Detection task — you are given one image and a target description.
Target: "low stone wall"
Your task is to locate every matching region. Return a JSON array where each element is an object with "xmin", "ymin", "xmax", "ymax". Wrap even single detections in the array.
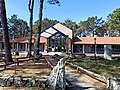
[
  {"xmin": 0, "ymin": 76, "xmax": 47, "ymax": 88},
  {"xmin": 48, "ymin": 58, "xmax": 66, "ymax": 90}
]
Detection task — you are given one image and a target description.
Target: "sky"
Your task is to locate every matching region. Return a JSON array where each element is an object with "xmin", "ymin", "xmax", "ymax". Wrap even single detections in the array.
[{"xmin": 5, "ymin": 0, "xmax": 120, "ymax": 24}]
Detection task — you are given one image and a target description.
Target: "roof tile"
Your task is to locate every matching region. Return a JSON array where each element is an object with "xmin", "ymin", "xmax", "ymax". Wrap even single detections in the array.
[{"xmin": 73, "ymin": 37, "xmax": 120, "ymax": 45}]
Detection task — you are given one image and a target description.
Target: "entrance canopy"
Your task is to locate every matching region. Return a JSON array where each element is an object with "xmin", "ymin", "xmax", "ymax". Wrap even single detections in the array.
[
  {"xmin": 41, "ymin": 23, "xmax": 72, "ymax": 39},
  {"xmin": 41, "ymin": 27, "xmax": 57, "ymax": 38}
]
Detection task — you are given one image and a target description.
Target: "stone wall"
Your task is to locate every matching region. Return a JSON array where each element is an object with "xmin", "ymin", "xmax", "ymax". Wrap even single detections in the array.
[
  {"xmin": 0, "ymin": 76, "xmax": 47, "ymax": 88},
  {"xmin": 48, "ymin": 58, "xmax": 66, "ymax": 90}
]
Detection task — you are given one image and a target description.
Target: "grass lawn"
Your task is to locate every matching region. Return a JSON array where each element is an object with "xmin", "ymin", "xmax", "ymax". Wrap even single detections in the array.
[{"xmin": 68, "ymin": 59, "xmax": 120, "ymax": 78}]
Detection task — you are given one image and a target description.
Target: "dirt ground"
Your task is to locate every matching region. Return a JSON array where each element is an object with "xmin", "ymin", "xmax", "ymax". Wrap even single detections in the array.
[
  {"xmin": 0, "ymin": 58, "xmax": 51, "ymax": 77},
  {"xmin": 0, "ymin": 54, "xmax": 107, "ymax": 90},
  {"xmin": 0, "ymin": 55, "xmax": 52, "ymax": 90},
  {"xmin": 66, "ymin": 65, "xmax": 107, "ymax": 90}
]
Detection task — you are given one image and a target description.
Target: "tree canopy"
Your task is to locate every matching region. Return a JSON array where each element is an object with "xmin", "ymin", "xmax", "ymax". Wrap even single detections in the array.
[
  {"xmin": 105, "ymin": 8, "xmax": 120, "ymax": 36},
  {"xmin": 78, "ymin": 16, "xmax": 104, "ymax": 36},
  {"xmin": 8, "ymin": 14, "xmax": 28, "ymax": 39},
  {"xmin": 62, "ymin": 19, "xmax": 78, "ymax": 36},
  {"xmin": 33, "ymin": 17, "xmax": 59, "ymax": 33}
]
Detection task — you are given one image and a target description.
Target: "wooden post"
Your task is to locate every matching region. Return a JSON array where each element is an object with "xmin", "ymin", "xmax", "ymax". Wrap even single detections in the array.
[
  {"xmin": 14, "ymin": 54, "xmax": 17, "ymax": 74},
  {"xmin": 17, "ymin": 43, "xmax": 19, "ymax": 51},
  {"xmin": 16, "ymin": 58, "xmax": 19, "ymax": 66},
  {"xmin": 14, "ymin": 61, "xmax": 16, "ymax": 74},
  {"xmin": 25, "ymin": 43, "xmax": 28, "ymax": 51},
  {"xmin": 4, "ymin": 60, "xmax": 6, "ymax": 69},
  {"xmin": 47, "ymin": 38, "xmax": 49, "ymax": 52},
  {"xmin": 83, "ymin": 45, "xmax": 85, "ymax": 53}
]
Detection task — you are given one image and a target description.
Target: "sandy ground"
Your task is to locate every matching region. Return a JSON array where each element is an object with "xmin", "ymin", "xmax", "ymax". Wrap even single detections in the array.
[
  {"xmin": 0, "ymin": 58, "xmax": 51, "ymax": 77},
  {"xmin": 0, "ymin": 53, "xmax": 107, "ymax": 90},
  {"xmin": 66, "ymin": 66, "xmax": 106, "ymax": 90},
  {"xmin": 0, "ymin": 57, "xmax": 52, "ymax": 90}
]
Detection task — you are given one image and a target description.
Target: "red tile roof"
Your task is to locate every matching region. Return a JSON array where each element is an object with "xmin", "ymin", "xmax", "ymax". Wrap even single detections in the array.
[
  {"xmin": 73, "ymin": 36, "xmax": 120, "ymax": 45},
  {"xmin": 0, "ymin": 36, "xmax": 47, "ymax": 44},
  {"xmin": 1, "ymin": 36, "xmax": 120, "ymax": 45}
]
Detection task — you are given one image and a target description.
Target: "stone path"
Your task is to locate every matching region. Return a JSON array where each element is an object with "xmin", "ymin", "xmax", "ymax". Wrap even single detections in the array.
[{"xmin": 65, "ymin": 66, "xmax": 106, "ymax": 90}]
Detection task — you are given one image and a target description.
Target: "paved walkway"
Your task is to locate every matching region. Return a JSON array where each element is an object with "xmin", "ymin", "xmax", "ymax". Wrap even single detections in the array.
[{"xmin": 65, "ymin": 66, "xmax": 106, "ymax": 90}]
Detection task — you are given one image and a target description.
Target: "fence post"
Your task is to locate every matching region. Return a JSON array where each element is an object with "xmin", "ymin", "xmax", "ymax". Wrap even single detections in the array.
[
  {"xmin": 107, "ymin": 78, "xmax": 111, "ymax": 89},
  {"xmin": 4, "ymin": 60, "xmax": 6, "ymax": 69}
]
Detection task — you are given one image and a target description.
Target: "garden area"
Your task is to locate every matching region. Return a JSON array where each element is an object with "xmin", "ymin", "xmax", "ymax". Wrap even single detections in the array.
[
  {"xmin": 0, "ymin": 54, "xmax": 53, "ymax": 90},
  {"xmin": 0, "ymin": 59, "xmax": 51, "ymax": 77},
  {"xmin": 68, "ymin": 58, "xmax": 120, "ymax": 78},
  {"xmin": 0, "ymin": 52, "xmax": 51, "ymax": 77}
]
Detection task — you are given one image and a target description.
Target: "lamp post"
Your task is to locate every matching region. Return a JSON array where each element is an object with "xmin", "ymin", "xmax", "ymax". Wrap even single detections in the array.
[
  {"xmin": 94, "ymin": 37, "xmax": 96, "ymax": 59},
  {"xmin": 93, "ymin": 30, "xmax": 97, "ymax": 59}
]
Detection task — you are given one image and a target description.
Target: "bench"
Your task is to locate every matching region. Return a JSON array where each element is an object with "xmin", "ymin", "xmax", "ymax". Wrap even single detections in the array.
[{"xmin": 45, "ymin": 55, "xmax": 59, "ymax": 68}]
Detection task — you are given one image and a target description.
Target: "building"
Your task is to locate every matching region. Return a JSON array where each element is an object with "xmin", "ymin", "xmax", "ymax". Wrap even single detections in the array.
[
  {"xmin": 73, "ymin": 36, "xmax": 120, "ymax": 54},
  {"xmin": 0, "ymin": 36, "xmax": 47, "ymax": 52},
  {"xmin": 1, "ymin": 23, "xmax": 120, "ymax": 55},
  {"xmin": 40, "ymin": 23, "xmax": 72, "ymax": 52},
  {"xmin": 0, "ymin": 23, "xmax": 72, "ymax": 53}
]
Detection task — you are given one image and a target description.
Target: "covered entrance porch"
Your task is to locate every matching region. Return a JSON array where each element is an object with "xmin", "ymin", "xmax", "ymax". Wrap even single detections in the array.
[{"xmin": 41, "ymin": 23, "xmax": 72, "ymax": 53}]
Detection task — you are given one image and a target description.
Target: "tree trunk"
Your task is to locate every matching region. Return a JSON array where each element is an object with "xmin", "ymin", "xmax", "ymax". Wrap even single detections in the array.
[
  {"xmin": 0, "ymin": 0, "xmax": 13, "ymax": 62},
  {"xmin": 34, "ymin": 0, "xmax": 44, "ymax": 60},
  {"xmin": 28, "ymin": 0, "xmax": 34, "ymax": 57}
]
